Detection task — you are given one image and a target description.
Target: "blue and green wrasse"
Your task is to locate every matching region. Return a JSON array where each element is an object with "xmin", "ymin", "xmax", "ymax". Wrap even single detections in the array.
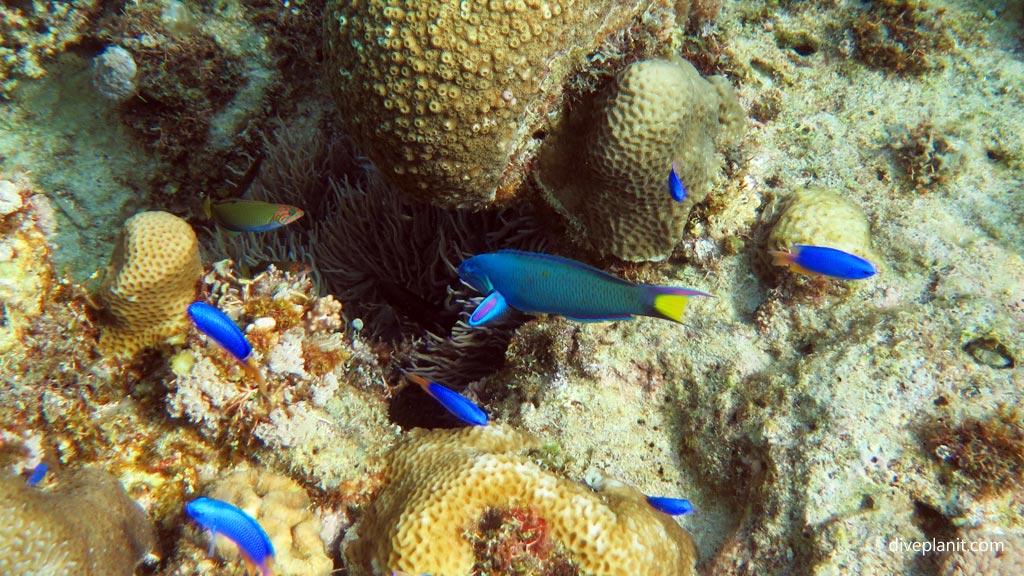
[
  {"xmin": 457, "ymin": 250, "xmax": 711, "ymax": 325},
  {"xmin": 668, "ymin": 162, "xmax": 687, "ymax": 202},
  {"xmin": 185, "ymin": 497, "xmax": 275, "ymax": 576},
  {"xmin": 208, "ymin": 198, "xmax": 304, "ymax": 232},
  {"xmin": 406, "ymin": 374, "xmax": 488, "ymax": 426},
  {"xmin": 645, "ymin": 495, "xmax": 694, "ymax": 516},
  {"xmin": 187, "ymin": 302, "xmax": 265, "ymax": 392},
  {"xmin": 769, "ymin": 244, "xmax": 877, "ymax": 280}
]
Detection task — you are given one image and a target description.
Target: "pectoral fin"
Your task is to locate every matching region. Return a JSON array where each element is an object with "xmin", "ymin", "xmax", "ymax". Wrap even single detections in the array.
[{"xmin": 468, "ymin": 291, "xmax": 509, "ymax": 326}]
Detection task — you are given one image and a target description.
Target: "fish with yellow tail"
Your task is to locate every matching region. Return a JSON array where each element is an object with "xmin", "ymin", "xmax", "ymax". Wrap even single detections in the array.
[{"xmin": 458, "ymin": 250, "xmax": 711, "ymax": 326}]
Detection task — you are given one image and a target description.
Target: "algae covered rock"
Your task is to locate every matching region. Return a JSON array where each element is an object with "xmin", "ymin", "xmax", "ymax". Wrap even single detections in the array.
[
  {"xmin": 536, "ymin": 56, "xmax": 745, "ymax": 261},
  {"xmin": 323, "ymin": 0, "xmax": 694, "ymax": 208},
  {"xmin": 0, "ymin": 468, "xmax": 156, "ymax": 575},
  {"xmin": 342, "ymin": 424, "xmax": 696, "ymax": 576}
]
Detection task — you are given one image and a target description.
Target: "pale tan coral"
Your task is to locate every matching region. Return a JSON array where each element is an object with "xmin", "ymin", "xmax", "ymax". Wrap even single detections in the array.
[
  {"xmin": 0, "ymin": 468, "xmax": 156, "ymax": 575},
  {"xmin": 536, "ymin": 56, "xmax": 745, "ymax": 261},
  {"xmin": 343, "ymin": 424, "xmax": 696, "ymax": 576},
  {"xmin": 323, "ymin": 0, "xmax": 698, "ymax": 208},
  {"xmin": 0, "ymin": 177, "xmax": 53, "ymax": 354},
  {"xmin": 939, "ymin": 528, "xmax": 1024, "ymax": 576},
  {"xmin": 95, "ymin": 211, "xmax": 202, "ymax": 359},
  {"xmin": 766, "ymin": 186, "xmax": 878, "ymax": 268},
  {"xmin": 197, "ymin": 469, "xmax": 332, "ymax": 576}
]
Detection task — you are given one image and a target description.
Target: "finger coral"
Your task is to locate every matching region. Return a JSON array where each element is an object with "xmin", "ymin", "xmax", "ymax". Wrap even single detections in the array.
[
  {"xmin": 0, "ymin": 468, "xmax": 156, "ymax": 575},
  {"xmin": 323, "ymin": 0, "xmax": 695, "ymax": 208},
  {"xmin": 536, "ymin": 56, "xmax": 745, "ymax": 261},
  {"xmin": 342, "ymin": 424, "xmax": 697, "ymax": 576},
  {"xmin": 187, "ymin": 469, "xmax": 332, "ymax": 576},
  {"xmin": 95, "ymin": 211, "xmax": 202, "ymax": 359}
]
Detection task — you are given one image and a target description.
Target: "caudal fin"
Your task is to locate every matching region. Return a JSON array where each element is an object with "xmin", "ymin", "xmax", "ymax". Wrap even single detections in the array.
[{"xmin": 649, "ymin": 287, "xmax": 712, "ymax": 323}]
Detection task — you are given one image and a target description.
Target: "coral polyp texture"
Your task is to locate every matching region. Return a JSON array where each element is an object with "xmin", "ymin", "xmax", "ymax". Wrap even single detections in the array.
[
  {"xmin": 323, "ymin": 0, "xmax": 694, "ymax": 208},
  {"xmin": 95, "ymin": 211, "xmax": 202, "ymax": 359},
  {"xmin": 764, "ymin": 186, "xmax": 878, "ymax": 274},
  {"xmin": 537, "ymin": 56, "xmax": 745, "ymax": 261},
  {"xmin": 190, "ymin": 469, "xmax": 332, "ymax": 576},
  {"xmin": 0, "ymin": 468, "xmax": 156, "ymax": 575},
  {"xmin": 342, "ymin": 424, "xmax": 697, "ymax": 576}
]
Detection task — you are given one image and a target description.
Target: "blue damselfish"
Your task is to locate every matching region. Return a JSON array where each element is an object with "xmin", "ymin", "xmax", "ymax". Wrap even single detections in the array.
[
  {"xmin": 668, "ymin": 162, "xmax": 687, "ymax": 202},
  {"xmin": 645, "ymin": 495, "xmax": 694, "ymax": 516},
  {"xmin": 407, "ymin": 374, "xmax": 488, "ymax": 426},
  {"xmin": 187, "ymin": 302, "xmax": 265, "ymax": 389},
  {"xmin": 186, "ymin": 497, "xmax": 275, "ymax": 576},
  {"xmin": 769, "ymin": 244, "xmax": 877, "ymax": 280},
  {"xmin": 458, "ymin": 250, "xmax": 711, "ymax": 325},
  {"xmin": 25, "ymin": 463, "xmax": 48, "ymax": 487}
]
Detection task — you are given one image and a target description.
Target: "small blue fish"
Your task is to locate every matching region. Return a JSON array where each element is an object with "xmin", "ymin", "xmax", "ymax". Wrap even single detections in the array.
[
  {"xmin": 668, "ymin": 162, "xmax": 686, "ymax": 202},
  {"xmin": 187, "ymin": 302, "xmax": 265, "ymax": 390},
  {"xmin": 646, "ymin": 495, "xmax": 694, "ymax": 516},
  {"xmin": 769, "ymin": 244, "xmax": 877, "ymax": 280},
  {"xmin": 407, "ymin": 374, "xmax": 488, "ymax": 426},
  {"xmin": 186, "ymin": 497, "xmax": 275, "ymax": 576},
  {"xmin": 458, "ymin": 250, "xmax": 711, "ymax": 325},
  {"xmin": 25, "ymin": 463, "xmax": 48, "ymax": 486}
]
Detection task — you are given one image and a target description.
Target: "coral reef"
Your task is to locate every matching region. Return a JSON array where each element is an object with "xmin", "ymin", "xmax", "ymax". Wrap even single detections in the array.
[
  {"xmin": 0, "ymin": 0, "xmax": 103, "ymax": 96},
  {"xmin": 0, "ymin": 175, "xmax": 55, "ymax": 354},
  {"xmin": 181, "ymin": 469, "xmax": 332, "ymax": 576},
  {"xmin": 536, "ymin": 56, "xmax": 745, "ymax": 261},
  {"xmin": 0, "ymin": 467, "xmax": 156, "ymax": 575},
  {"xmin": 94, "ymin": 211, "xmax": 202, "ymax": 359},
  {"xmin": 323, "ymin": 0, "xmax": 697, "ymax": 208},
  {"xmin": 342, "ymin": 424, "xmax": 696, "ymax": 576},
  {"xmin": 167, "ymin": 262, "xmax": 399, "ymax": 489},
  {"xmin": 850, "ymin": 0, "xmax": 953, "ymax": 75}
]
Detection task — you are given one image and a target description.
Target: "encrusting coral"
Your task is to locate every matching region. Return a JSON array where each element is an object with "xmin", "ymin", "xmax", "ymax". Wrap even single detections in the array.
[
  {"xmin": 184, "ymin": 469, "xmax": 332, "ymax": 576},
  {"xmin": 323, "ymin": 0, "xmax": 700, "ymax": 208},
  {"xmin": 342, "ymin": 424, "xmax": 697, "ymax": 576},
  {"xmin": 536, "ymin": 56, "xmax": 745, "ymax": 261},
  {"xmin": 0, "ymin": 468, "xmax": 156, "ymax": 575},
  {"xmin": 94, "ymin": 211, "xmax": 202, "ymax": 359}
]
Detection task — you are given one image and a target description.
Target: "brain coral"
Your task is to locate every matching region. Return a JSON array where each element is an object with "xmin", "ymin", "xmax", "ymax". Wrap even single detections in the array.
[
  {"xmin": 342, "ymin": 424, "xmax": 697, "ymax": 576},
  {"xmin": 323, "ymin": 0, "xmax": 694, "ymax": 208},
  {"xmin": 197, "ymin": 469, "xmax": 332, "ymax": 576},
  {"xmin": 764, "ymin": 186, "xmax": 878, "ymax": 273},
  {"xmin": 536, "ymin": 56, "xmax": 745, "ymax": 261},
  {"xmin": 95, "ymin": 211, "xmax": 202, "ymax": 359},
  {"xmin": 0, "ymin": 468, "xmax": 156, "ymax": 575}
]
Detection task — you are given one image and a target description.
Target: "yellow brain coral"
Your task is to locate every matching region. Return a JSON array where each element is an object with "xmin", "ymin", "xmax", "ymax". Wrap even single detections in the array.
[
  {"xmin": 199, "ymin": 469, "xmax": 332, "ymax": 576},
  {"xmin": 343, "ymin": 424, "xmax": 697, "ymax": 576},
  {"xmin": 95, "ymin": 211, "xmax": 202, "ymax": 359},
  {"xmin": 323, "ymin": 0, "xmax": 694, "ymax": 208},
  {"xmin": 536, "ymin": 57, "xmax": 745, "ymax": 261}
]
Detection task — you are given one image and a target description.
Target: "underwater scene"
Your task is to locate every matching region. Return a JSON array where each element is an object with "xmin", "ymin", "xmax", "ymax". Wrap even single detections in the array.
[{"xmin": 0, "ymin": 0, "xmax": 1022, "ymax": 574}]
